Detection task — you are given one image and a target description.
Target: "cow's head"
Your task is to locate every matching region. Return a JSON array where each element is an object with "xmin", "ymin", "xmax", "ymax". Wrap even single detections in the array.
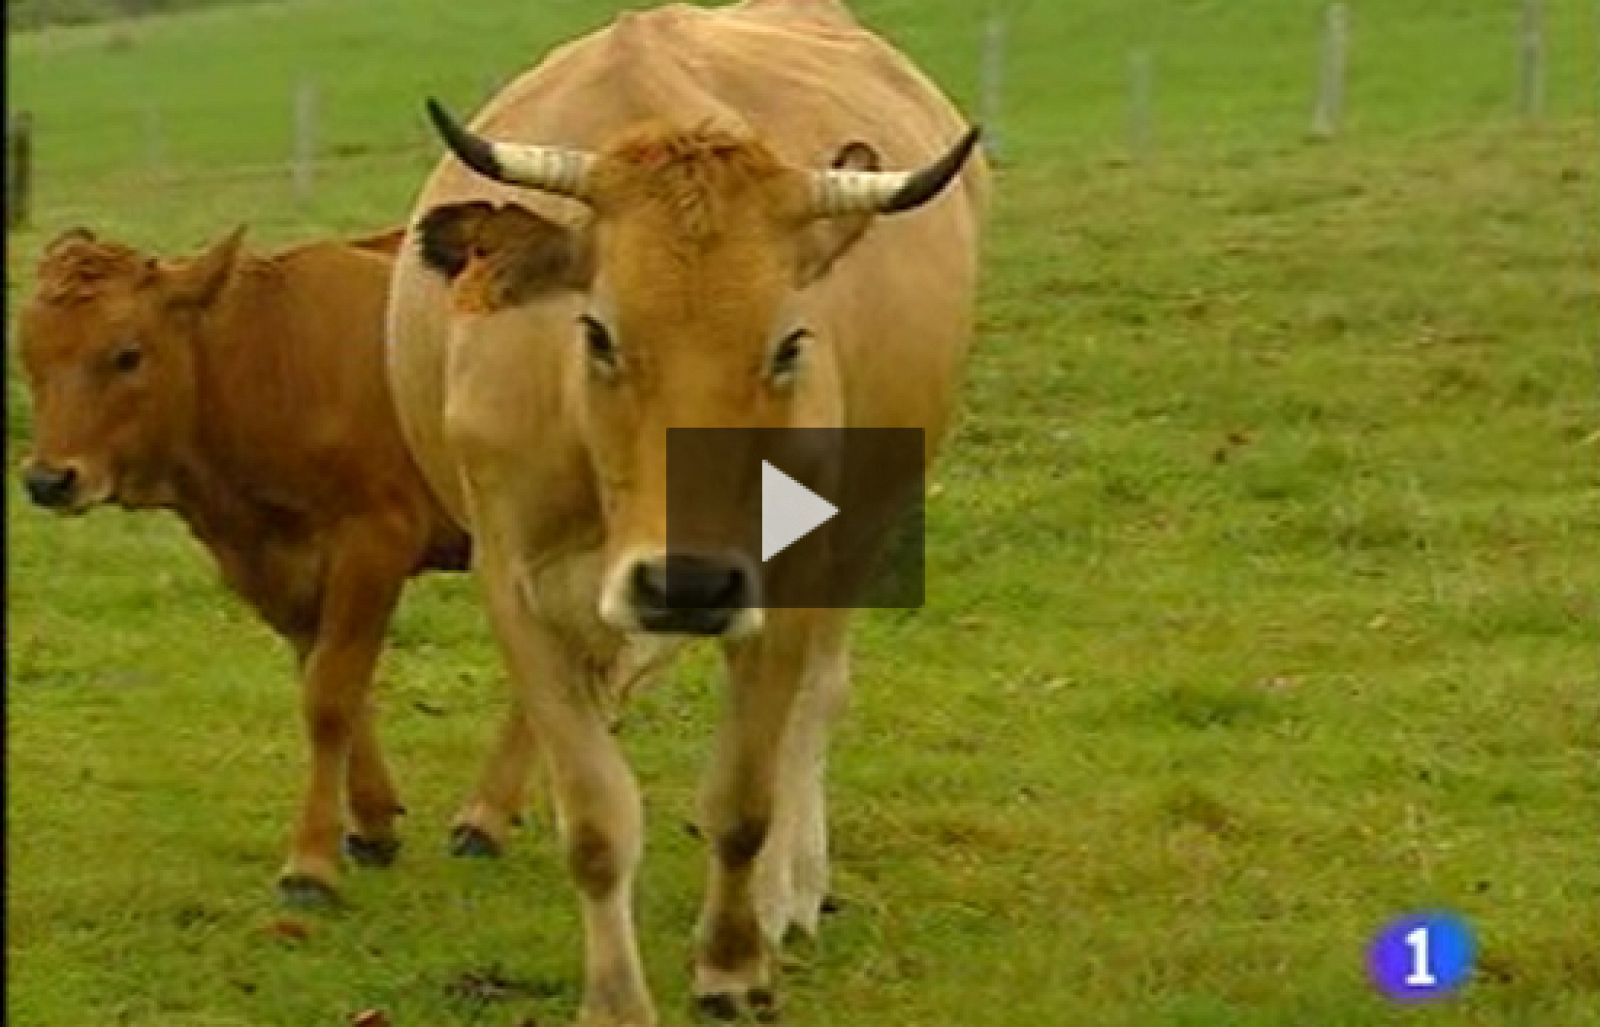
[
  {"xmin": 417, "ymin": 101, "xmax": 978, "ymax": 637},
  {"xmin": 17, "ymin": 227, "xmax": 244, "ymax": 514}
]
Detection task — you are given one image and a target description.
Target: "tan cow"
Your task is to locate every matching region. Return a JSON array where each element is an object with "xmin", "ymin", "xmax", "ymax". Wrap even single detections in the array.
[
  {"xmin": 14, "ymin": 227, "xmax": 530, "ymax": 905},
  {"xmin": 387, "ymin": 0, "xmax": 986, "ymax": 1021}
]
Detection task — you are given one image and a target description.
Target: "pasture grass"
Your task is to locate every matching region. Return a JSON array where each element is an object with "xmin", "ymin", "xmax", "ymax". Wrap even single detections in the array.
[{"xmin": 7, "ymin": 1, "xmax": 1599, "ymax": 1024}]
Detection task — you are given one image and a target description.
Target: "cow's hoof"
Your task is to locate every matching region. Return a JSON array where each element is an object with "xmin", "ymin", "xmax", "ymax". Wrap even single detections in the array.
[
  {"xmin": 344, "ymin": 833, "xmax": 400, "ymax": 867},
  {"xmin": 277, "ymin": 873, "xmax": 339, "ymax": 909},
  {"xmin": 694, "ymin": 989, "xmax": 778, "ymax": 1023},
  {"xmin": 449, "ymin": 824, "xmax": 502, "ymax": 858}
]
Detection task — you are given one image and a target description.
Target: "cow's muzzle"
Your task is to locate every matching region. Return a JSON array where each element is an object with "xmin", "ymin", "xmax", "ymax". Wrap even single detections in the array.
[
  {"xmin": 616, "ymin": 552, "xmax": 760, "ymax": 638},
  {"xmin": 23, "ymin": 462, "xmax": 81, "ymax": 511}
]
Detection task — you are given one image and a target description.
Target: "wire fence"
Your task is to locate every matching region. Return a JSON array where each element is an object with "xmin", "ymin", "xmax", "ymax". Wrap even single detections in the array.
[{"xmin": 3, "ymin": 1, "xmax": 1572, "ymax": 231}]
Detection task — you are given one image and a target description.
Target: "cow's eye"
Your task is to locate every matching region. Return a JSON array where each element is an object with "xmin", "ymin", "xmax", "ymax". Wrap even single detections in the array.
[
  {"xmin": 769, "ymin": 328, "xmax": 810, "ymax": 384},
  {"xmin": 110, "ymin": 345, "xmax": 143, "ymax": 374},
  {"xmin": 578, "ymin": 315, "xmax": 618, "ymax": 374}
]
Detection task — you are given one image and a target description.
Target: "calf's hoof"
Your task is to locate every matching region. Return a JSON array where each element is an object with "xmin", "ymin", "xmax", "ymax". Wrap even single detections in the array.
[
  {"xmin": 449, "ymin": 824, "xmax": 502, "ymax": 858},
  {"xmin": 694, "ymin": 988, "xmax": 778, "ymax": 1023},
  {"xmin": 344, "ymin": 832, "xmax": 401, "ymax": 867},
  {"xmin": 277, "ymin": 873, "xmax": 340, "ymax": 909}
]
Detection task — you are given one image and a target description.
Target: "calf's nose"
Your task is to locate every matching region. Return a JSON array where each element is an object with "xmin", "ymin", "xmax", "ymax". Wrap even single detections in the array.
[{"xmin": 23, "ymin": 463, "xmax": 79, "ymax": 509}]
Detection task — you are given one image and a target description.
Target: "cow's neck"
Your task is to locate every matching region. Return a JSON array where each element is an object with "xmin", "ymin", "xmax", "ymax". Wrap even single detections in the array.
[
  {"xmin": 163, "ymin": 433, "xmax": 317, "ymax": 645},
  {"xmin": 170, "ymin": 268, "xmax": 294, "ymax": 550},
  {"xmin": 164, "ymin": 449, "xmax": 263, "ymax": 549}
]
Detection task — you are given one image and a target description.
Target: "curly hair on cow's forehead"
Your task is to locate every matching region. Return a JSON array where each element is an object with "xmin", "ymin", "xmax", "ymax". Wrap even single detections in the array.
[
  {"xmin": 595, "ymin": 122, "xmax": 789, "ymax": 243},
  {"xmin": 35, "ymin": 235, "xmax": 154, "ymax": 305}
]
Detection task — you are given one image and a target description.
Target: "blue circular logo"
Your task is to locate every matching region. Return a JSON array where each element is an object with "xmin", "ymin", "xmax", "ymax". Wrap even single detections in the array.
[{"xmin": 1367, "ymin": 911, "xmax": 1475, "ymax": 1003}]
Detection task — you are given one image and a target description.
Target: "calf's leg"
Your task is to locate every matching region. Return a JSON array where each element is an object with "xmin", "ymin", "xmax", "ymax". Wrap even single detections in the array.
[
  {"xmin": 450, "ymin": 698, "xmax": 539, "ymax": 857},
  {"xmin": 344, "ymin": 699, "xmax": 406, "ymax": 866},
  {"xmin": 277, "ymin": 518, "xmax": 411, "ymax": 905}
]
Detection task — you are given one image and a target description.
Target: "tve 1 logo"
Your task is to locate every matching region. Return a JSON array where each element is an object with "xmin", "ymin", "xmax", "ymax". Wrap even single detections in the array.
[{"xmin": 1367, "ymin": 911, "xmax": 1475, "ymax": 1003}]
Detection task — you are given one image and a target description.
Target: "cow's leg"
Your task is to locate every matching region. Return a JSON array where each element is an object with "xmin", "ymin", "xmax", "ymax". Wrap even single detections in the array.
[
  {"xmin": 537, "ymin": 674, "xmax": 651, "ymax": 1027},
  {"xmin": 278, "ymin": 518, "xmax": 411, "ymax": 906},
  {"xmin": 344, "ymin": 698, "xmax": 405, "ymax": 867},
  {"xmin": 693, "ymin": 612, "xmax": 813, "ymax": 1018},
  {"xmin": 450, "ymin": 697, "xmax": 539, "ymax": 857},
  {"xmin": 449, "ymin": 643, "xmax": 670, "ymax": 857},
  {"xmin": 467, "ymin": 488, "xmax": 654, "ymax": 1027},
  {"xmin": 753, "ymin": 613, "xmax": 849, "ymax": 945}
]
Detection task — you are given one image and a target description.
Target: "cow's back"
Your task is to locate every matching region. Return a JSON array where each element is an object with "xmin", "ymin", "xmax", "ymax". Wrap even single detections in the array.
[
  {"xmin": 389, "ymin": 0, "xmax": 987, "ymax": 523},
  {"xmin": 209, "ymin": 243, "xmax": 460, "ymax": 562}
]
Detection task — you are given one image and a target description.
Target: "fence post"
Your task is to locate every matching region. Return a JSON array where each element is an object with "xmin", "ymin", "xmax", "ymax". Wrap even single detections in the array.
[
  {"xmin": 7, "ymin": 112, "xmax": 33, "ymax": 231},
  {"xmin": 143, "ymin": 100, "xmax": 164, "ymax": 173},
  {"xmin": 1311, "ymin": 2, "xmax": 1349, "ymax": 139},
  {"xmin": 979, "ymin": 11, "xmax": 1006, "ymax": 162},
  {"xmin": 292, "ymin": 80, "xmax": 317, "ymax": 204},
  {"xmin": 1127, "ymin": 49, "xmax": 1153, "ymax": 161},
  {"xmin": 1520, "ymin": 0, "xmax": 1546, "ymax": 118}
]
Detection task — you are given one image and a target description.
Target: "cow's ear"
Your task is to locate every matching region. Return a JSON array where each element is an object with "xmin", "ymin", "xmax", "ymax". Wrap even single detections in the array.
[
  {"xmin": 168, "ymin": 226, "xmax": 246, "ymax": 308},
  {"xmin": 416, "ymin": 201, "xmax": 589, "ymax": 310},
  {"xmin": 795, "ymin": 141, "xmax": 881, "ymax": 286},
  {"xmin": 416, "ymin": 201, "xmax": 495, "ymax": 279}
]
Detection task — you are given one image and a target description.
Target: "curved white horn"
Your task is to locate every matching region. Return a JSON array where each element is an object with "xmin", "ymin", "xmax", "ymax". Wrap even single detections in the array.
[
  {"xmin": 810, "ymin": 126, "xmax": 982, "ymax": 217},
  {"xmin": 426, "ymin": 98, "xmax": 596, "ymax": 202}
]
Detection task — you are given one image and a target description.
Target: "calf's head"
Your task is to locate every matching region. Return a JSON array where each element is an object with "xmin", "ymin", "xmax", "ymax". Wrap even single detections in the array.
[
  {"xmin": 417, "ymin": 102, "xmax": 978, "ymax": 637},
  {"xmin": 17, "ymin": 228, "xmax": 243, "ymax": 513}
]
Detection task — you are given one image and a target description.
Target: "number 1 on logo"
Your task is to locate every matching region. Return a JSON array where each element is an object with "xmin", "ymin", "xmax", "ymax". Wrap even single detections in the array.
[{"xmin": 1404, "ymin": 926, "xmax": 1438, "ymax": 987}]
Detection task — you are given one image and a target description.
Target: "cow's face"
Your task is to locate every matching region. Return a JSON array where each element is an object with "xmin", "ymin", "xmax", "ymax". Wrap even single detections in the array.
[
  {"xmin": 581, "ymin": 139, "xmax": 874, "ymax": 638},
  {"xmin": 18, "ymin": 229, "xmax": 241, "ymax": 514},
  {"xmin": 418, "ymin": 115, "xmax": 978, "ymax": 637}
]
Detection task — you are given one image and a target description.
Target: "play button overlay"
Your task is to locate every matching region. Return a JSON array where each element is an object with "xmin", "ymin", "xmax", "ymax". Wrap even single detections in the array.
[
  {"xmin": 667, "ymin": 428, "xmax": 925, "ymax": 610},
  {"xmin": 761, "ymin": 460, "xmax": 838, "ymax": 562}
]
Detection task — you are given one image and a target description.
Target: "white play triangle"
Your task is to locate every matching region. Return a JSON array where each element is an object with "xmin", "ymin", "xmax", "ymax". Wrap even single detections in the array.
[{"xmin": 761, "ymin": 460, "xmax": 838, "ymax": 562}]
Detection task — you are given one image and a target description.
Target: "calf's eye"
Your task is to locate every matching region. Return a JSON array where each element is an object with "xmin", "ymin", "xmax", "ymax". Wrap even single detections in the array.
[{"xmin": 111, "ymin": 346, "xmax": 143, "ymax": 374}]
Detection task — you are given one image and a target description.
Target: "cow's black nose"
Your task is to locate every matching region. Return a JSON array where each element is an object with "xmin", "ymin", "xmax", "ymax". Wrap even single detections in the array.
[
  {"xmin": 23, "ymin": 464, "xmax": 78, "ymax": 509},
  {"xmin": 631, "ymin": 553, "xmax": 750, "ymax": 635}
]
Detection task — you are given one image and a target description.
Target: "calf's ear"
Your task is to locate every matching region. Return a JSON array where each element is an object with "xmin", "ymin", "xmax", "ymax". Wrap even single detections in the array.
[
  {"xmin": 168, "ymin": 226, "xmax": 246, "ymax": 308},
  {"xmin": 795, "ymin": 141, "xmax": 882, "ymax": 285},
  {"xmin": 347, "ymin": 225, "xmax": 407, "ymax": 256},
  {"xmin": 416, "ymin": 201, "xmax": 589, "ymax": 310},
  {"xmin": 42, "ymin": 226, "xmax": 97, "ymax": 257}
]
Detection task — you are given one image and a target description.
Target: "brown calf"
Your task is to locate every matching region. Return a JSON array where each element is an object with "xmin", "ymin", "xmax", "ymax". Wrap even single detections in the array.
[{"xmin": 16, "ymin": 227, "xmax": 527, "ymax": 904}]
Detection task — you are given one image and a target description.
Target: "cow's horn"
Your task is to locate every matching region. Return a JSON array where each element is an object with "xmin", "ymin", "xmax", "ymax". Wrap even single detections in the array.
[
  {"xmin": 425, "ymin": 98, "xmax": 595, "ymax": 201},
  {"xmin": 809, "ymin": 126, "xmax": 982, "ymax": 217}
]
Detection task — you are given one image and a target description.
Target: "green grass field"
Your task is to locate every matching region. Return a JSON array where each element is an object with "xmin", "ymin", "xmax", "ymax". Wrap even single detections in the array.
[{"xmin": 7, "ymin": 1, "xmax": 1599, "ymax": 1024}]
